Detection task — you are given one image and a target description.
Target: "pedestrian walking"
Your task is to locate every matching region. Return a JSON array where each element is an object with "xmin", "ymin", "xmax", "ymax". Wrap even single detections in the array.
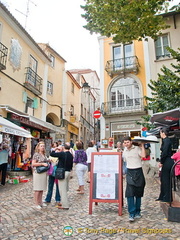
[
  {"xmin": 156, "ymin": 127, "xmax": 174, "ymax": 202},
  {"xmin": 86, "ymin": 141, "xmax": 97, "ymax": 183},
  {"xmin": 74, "ymin": 141, "xmax": 88, "ymax": 194},
  {"xmin": 31, "ymin": 141, "xmax": 49, "ymax": 210},
  {"xmin": 123, "ymin": 136, "xmax": 146, "ymax": 222}
]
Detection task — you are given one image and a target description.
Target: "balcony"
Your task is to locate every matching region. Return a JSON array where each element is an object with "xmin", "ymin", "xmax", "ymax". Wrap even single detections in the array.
[
  {"xmin": 105, "ymin": 56, "xmax": 139, "ymax": 77},
  {"xmin": 24, "ymin": 67, "xmax": 42, "ymax": 95},
  {"xmin": 0, "ymin": 42, "xmax": 8, "ymax": 71},
  {"xmin": 101, "ymin": 98, "xmax": 145, "ymax": 116}
]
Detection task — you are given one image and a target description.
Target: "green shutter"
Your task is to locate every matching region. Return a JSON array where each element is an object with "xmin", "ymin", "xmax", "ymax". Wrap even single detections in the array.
[
  {"xmin": 33, "ymin": 97, "xmax": 38, "ymax": 109},
  {"xmin": 22, "ymin": 91, "xmax": 27, "ymax": 103}
]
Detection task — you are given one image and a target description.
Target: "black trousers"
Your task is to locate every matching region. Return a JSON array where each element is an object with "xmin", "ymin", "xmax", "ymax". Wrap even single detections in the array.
[
  {"xmin": 0, "ymin": 163, "xmax": 8, "ymax": 185},
  {"xmin": 158, "ymin": 158, "xmax": 174, "ymax": 202}
]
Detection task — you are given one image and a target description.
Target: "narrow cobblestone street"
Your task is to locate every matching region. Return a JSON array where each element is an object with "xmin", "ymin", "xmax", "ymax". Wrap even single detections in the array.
[{"xmin": 0, "ymin": 170, "xmax": 180, "ymax": 240}]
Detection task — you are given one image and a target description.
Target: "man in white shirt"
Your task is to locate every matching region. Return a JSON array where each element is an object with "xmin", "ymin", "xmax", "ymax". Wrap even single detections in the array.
[{"xmin": 123, "ymin": 136, "xmax": 146, "ymax": 222}]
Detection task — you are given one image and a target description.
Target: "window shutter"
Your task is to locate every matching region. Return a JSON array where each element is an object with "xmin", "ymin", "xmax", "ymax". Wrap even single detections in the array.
[
  {"xmin": 33, "ymin": 97, "xmax": 38, "ymax": 109},
  {"xmin": 22, "ymin": 91, "xmax": 27, "ymax": 103}
]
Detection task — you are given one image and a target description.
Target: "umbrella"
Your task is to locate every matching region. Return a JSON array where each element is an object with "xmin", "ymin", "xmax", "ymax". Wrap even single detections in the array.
[
  {"xmin": 150, "ymin": 108, "xmax": 180, "ymax": 129},
  {"xmin": 148, "ymin": 108, "xmax": 180, "ymax": 137}
]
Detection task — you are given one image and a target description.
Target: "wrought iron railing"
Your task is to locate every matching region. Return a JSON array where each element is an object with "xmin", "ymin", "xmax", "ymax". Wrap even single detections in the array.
[
  {"xmin": 0, "ymin": 42, "xmax": 8, "ymax": 70},
  {"xmin": 101, "ymin": 98, "xmax": 144, "ymax": 115},
  {"xmin": 24, "ymin": 67, "xmax": 42, "ymax": 95},
  {"xmin": 105, "ymin": 56, "xmax": 139, "ymax": 76}
]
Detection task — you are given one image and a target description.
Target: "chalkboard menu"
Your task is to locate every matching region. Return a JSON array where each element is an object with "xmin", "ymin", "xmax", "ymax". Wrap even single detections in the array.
[{"xmin": 89, "ymin": 152, "xmax": 123, "ymax": 216}]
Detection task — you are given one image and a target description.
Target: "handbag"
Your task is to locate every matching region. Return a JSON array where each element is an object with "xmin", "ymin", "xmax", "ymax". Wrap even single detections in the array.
[
  {"xmin": 36, "ymin": 164, "xmax": 50, "ymax": 174},
  {"xmin": 47, "ymin": 163, "xmax": 54, "ymax": 175},
  {"xmin": 55, "ymin": 167, "xmax": 65, "ymax": 179},
  {"xmin": 55, "ymin": 153, "xmax": 67, "ymax": 180}
]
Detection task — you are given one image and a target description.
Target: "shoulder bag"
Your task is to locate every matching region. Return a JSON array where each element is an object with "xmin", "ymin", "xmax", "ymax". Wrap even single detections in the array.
[
  {"xmin": 36, "ymin": 164, "xmax": 50, "ymax": 174},
  {"xmin": 55, "ymin": 153, "xmax": 66, "ymax": 180}
]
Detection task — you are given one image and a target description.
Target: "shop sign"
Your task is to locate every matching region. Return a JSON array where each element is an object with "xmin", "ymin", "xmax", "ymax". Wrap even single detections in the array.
[
  {"xmin": 68, "ymin": 124, "xmax": 79, "ymax": 135},
  {"xmin": 0, "ymin": 125, "xmax": 29, "ymax": 137},
  {"xmin": 70, "ymin": 116, "xmax": 76, "ymax": 123},
  {"xmin": 9, "ymin": 113, "xmax": 48, "ymax": 131},
  {"xmin": 117, "ymin": 124, "xmax": 135, "ymax": 129}
]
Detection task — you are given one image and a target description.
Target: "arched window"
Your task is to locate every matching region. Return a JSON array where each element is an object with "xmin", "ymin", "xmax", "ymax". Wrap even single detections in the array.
[{"xmin": 110, "ymin": 77, "xmax": 141, "ymax": 111}]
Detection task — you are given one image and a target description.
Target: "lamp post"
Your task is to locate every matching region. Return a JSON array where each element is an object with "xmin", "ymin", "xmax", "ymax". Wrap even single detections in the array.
[
  {"xmin": 82, "ymin": 82, "xmax": 100, "ymax": 145},
  {"xmin": 82, "ymin": 82, "xmax": 91, "ymax": 144},
  {"xmin": 82, "ymin": 82, "xmax": 97, "ymax": 144}
]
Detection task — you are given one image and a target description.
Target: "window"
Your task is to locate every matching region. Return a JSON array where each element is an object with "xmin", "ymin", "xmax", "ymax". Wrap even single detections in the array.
[
  {"xmin": 84, "ymin": 108, "xmax": 86, "ymax": 119},
  {"xmin": 25, "ymin": 97, "xmax": 34, "ymax": 115},
  {"xmin": 70, "ymin": 105, "xmax": 74, "ymax": 116},
  {"xmin": 49, "ymin": 54, "xmax": 55, "ymax": 68},
  {"xmin": 155, "ymin": 34, "xmax": 170, "ymax": 60},
  {"xmin": 47, "ymin": 81, "xmax": 53, "ymax": 95},
  {"xmin": 29, "ymin": 55, "xmax": 37, "ymax": 72},
  {"xmin": 81, "ymin": 104, "xmax": 83, "ymax": 115},
  {"xmin": 71, "ymin": 83, "xmax": 74, "ymax": 93},
  {"xmin": 110, "ymin": 77, "xmax": 141, "ymax": 111},
  {"xmin": 113, "ymin": 44, "xmax": 133, "ymax": 70}
]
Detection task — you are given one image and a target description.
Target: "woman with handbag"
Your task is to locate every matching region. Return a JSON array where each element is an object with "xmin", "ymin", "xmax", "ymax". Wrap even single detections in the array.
[
  {"xmin": 50, "ymin": 143, "xmax": 73, "ymax": 210},
  {"xmin": 32, "ymin": 141, "xmax": 49, "ymax": 210}
]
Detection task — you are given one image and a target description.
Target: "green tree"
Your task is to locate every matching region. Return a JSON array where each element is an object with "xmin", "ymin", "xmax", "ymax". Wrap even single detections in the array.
[
  {"xmin": 136, "ymin": 47, "xmax": 180, "ymax": 130},
  {"xmin": 145, "ymin": 47, "xmax": 180, "ymax": 113},
  {"xmin": 81, "ymin": 0, "xmax": 179, "ymax": 43}
]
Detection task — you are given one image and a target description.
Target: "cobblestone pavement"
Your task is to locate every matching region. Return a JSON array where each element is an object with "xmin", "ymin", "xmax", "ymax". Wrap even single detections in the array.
[{"xmin": 0, "ymin": 170, "xmax": 180, "ymax": 240}]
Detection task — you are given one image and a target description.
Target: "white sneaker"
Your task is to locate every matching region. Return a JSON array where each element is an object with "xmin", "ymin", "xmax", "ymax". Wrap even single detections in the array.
[
  {"xmin": 129, "ymin": 216, "xmax": 135, "ymax": 222},
  {"xmin": 35, "ymin": 205, "xmax": 42, "ymax": 210},
  {"xmin": 134, "ymin": 214, "xmax": 142, "ymax": 219},
  {"xmin": 41, "ymin": 203, "xmax": 47, "ymax": 207}
]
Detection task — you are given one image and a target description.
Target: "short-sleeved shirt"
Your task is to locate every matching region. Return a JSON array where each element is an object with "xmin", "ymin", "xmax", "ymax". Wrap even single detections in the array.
[
  {"xmin": 86, "ymin": 147, "xmax": 97, "ymax": 163},
  {"xmin": 32, "ymin": 152, "xmax": 48, "ymax": 170},
  {"xmin": 74, "ymin": 149, "xmax": 87, "ymax": 166},
  {"xmin": 123, "ymin": 145, "xmax": 142, "ymax": 169}
]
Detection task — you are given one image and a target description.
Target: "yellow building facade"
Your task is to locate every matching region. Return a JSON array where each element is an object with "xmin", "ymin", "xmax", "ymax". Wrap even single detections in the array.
[
  {"xmin": 0, "ymin": 3, "xmax": 65, "ymax": 149},
  {"xmin": 99, "ymin": 36, "xmax": 147, "ymax": 146}
]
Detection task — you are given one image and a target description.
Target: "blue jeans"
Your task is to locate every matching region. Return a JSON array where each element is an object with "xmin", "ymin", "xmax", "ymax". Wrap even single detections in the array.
[
  {"xmin": 127, "ymin": 196, "xmax": 141, "ymax": 217},
  {"xmin": 45, "ymin": 175, "xmax": 61, "ymax": 202}
]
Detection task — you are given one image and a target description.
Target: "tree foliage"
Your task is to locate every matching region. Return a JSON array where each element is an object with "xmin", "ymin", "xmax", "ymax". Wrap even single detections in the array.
[
  {"xmin": 145, "ymin": 47, "xmax": 180, "ymax": 113},
  {"xmin": 80, "ymin": 0, "xmax": 179, "ymax": 43},
  {"xmin": 136, "ymin": 47, "xmax": 180, "ymax": 130}
]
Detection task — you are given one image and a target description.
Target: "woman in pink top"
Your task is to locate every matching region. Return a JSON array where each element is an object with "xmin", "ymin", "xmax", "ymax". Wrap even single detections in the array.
[{"xmin": 171, "ymin": 146, "xmax": 180, "ymax": 176}]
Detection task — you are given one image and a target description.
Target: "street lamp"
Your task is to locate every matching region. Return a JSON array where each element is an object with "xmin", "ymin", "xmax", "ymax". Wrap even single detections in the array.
[
  {"xmin": 82, "ymin": 82, "xmax": 100, "ymax": 144},
  {"xmin": 82, "ymin": 82, "xmax": 91, "ymax": 93}
]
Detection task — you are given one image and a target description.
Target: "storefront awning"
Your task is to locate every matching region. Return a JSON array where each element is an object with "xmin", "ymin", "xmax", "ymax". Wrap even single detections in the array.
[
  {"xmin": 150, "ymin": 108, "xmax": 180, "ymax": 128},
  {"xmin": 29, "ymin": 116, "xmax": 65, "ymax": 134},
  {"xmin": 0, "ymin": 116, "xmax": 33, "ymax": 138},
  {"xmin": 149, "ymin": 108, "xmax": 180, "ymax": 137}
]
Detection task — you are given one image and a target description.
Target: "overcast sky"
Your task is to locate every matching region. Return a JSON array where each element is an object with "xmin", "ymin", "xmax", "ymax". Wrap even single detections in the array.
[{"xmin": 1, "ymin": 0, "xmax": 100, "ymax": 74}]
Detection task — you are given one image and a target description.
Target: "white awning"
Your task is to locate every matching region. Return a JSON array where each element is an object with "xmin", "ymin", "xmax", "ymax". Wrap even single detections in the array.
[
  {"xmin": 29, "ymin": 116, "xmax": 65, "ymax": 134},
  {"xmin": 0, "ymin": 117, "xmax": 33, "ymax": 138}
]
